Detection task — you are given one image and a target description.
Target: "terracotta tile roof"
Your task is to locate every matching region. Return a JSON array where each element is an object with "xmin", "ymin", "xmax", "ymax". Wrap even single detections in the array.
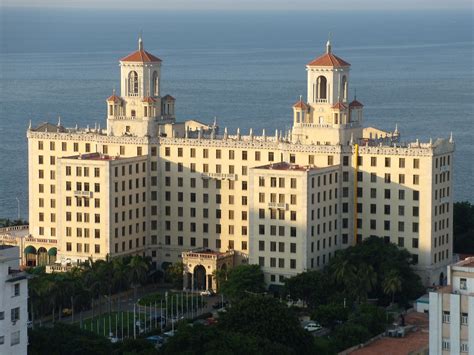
[
  {"xmin": 142, "ymin": 96, "xmax": 157, "ymax": 103},
  {"xmin": 120, "ymin": 49, "xmax": 162, "ymax": 63},
  {"xmin": 332, "ymin": 102, "xmax": 347, "ymax": 110},
  {"xmin": 162, "ymin": 94, "xmax": 175, "ymax": 101},
  {"xmin": 293, "ymin": 100, "xmax": 308, "ymax": 109},
  {"xmin": 349, "ymin": 99, "xmax": 364, "ymax": 108},
  {"xmin": 106, "ymin": 94, "xmax": 122, "ymax": 103},
  {"xmin": 307, "ymin": 53, "xmax": 350, "ymax": 67}
]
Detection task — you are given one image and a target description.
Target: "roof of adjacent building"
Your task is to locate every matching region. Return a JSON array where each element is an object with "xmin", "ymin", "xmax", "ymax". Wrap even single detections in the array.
[
  {"xmin": 293, "ymin": 100, "xmax": 308, "ymax": 109},
  {"xmin": 256, "ymin": 162, "xmax": 316, "ymax": 171},
  {"xmin": 32, "ymin": 122, "xmax": 66, "ymax": 133},
  {"xmin": 120, "ymin": 49, "xmax": 162, "ymax": 63},
  {"xmin": 65, "ymin": 153, "xmax": 118, "ymax": 161},
  {"xmin": 307, "ymin": 52, "xmax": 350, "ymax": 67},
  {"xmin": 349, "ymin": 99, "xmax": 364, "ymax": 108}
]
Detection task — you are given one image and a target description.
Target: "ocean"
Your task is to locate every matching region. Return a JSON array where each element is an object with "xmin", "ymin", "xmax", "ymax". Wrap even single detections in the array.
[{"xmin": 0, "ymin": 8, "xmax": 473, "ymax": 220}]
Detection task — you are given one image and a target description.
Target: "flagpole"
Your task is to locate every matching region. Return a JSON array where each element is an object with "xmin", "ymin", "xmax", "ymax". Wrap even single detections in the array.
[{"xmin": 133, "ymin": 304, "xmax": 136, "ymax": 339}]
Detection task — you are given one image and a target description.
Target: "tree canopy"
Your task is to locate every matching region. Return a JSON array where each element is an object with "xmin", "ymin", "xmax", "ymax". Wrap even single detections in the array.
[
  {"xmin": 453, "ymin": 201, "xmax": 474, "ymax": 253},
  {"xmin": 219, "ymin": 264, "xmax": 265, "ymax": 300}
]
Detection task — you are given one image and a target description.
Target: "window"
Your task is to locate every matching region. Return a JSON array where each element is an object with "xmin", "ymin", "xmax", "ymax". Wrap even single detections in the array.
[
  {"xmin": 399, "ymin": 158, "xmax": 405, "ymax": 168},
  {"xmin": 412, "ymin": 238, "xmax": 419, "ymax": 248},
  {"xmin": 11, "ymin": 307, "xmax": 20, "ymax": 322},
  {"xmin": 442, "ymin": 339, "xmax": 450, "ymax": 351},
  {"xmin": 461, "ymin": 342, "xmax": 469, "ymax": 353},
  {"xmin": 413, "ymin": 158, "xmax": 419, "ymax": 169},
  {"xmin": 13, "ymin": 283, "xmax": 20, "ymax": 296},
  {"xmin": 128, "ymin": 71, "xmax": 139, "ymax": 95},
  {"xmin": 442, "ymin": 311, "xmax": 450, "ymax": 323},
  {"xmin": 461, "ymin": 312, "xmax": 468, "ymax": 325},
  {"xmin": 11, "ymin": 331, "xmax": 20, "ymax": 346},
  {"xmin": 460, "ymin": 278, "xmax": 467, "ymax": 290}
]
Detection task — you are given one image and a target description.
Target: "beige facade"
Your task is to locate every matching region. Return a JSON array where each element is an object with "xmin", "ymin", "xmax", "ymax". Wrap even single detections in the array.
[
  {"xmin": 25, "ymin": 38, "xmax": 454, "ymax": 286},
  {"xmin": 430, "ymin": 258, "xmax": 474, "ymax": 354},
  {"xmin": 249, "ymin": 162, "xmax": 340, "ymax": 284}
]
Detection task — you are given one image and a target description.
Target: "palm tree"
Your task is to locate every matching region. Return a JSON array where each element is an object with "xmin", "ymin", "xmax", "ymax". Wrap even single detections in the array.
[
  {"xmin": 331, "ymin": 255, "xmax": 357, "ymax": 290},
  {"xmin": 383, "ymin": 270, "xmax": 402, "ymax": 305},
  {"xmin": 353, "ymin": 263, "xmax": 377, "ymax": 303},
  {"xmin": 128, "ymin": 255, "xmax": 149, "ymax": 301}
]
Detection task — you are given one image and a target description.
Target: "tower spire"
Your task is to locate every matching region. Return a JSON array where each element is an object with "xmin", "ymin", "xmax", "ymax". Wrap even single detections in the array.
[
  {"xmin": 138, "ymin": 32, "xmax": 143, "ymax": 51},
  {"xmin": 326, "ymin": 32, "xmax": 332, "ymax": 54}
]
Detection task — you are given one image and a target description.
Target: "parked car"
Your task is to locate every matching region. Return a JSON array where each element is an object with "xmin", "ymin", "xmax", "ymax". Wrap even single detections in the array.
[
  {"xmin": 304, "ymin": 322, "xmax": 322, "ymax": 332},
  {"xmin": 146, "ymin": 335, "xmax": 165, "ymax": 346},
  {"xmin": 200, "ymin": 290, "xmax": 214, "ymax": 296},
  {"xmin": 212, "ymin": 301, "xmax": 228, "ymax": 309}
]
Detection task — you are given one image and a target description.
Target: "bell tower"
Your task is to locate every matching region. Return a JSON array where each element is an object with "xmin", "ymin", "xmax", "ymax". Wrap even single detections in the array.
[
  {"xmin": 106, "ymin": 36, "xmax": 175, "ymax": 138},
  {"xmin": 291, "ymin": 40, "xmax": 363, "ymax": 146}
]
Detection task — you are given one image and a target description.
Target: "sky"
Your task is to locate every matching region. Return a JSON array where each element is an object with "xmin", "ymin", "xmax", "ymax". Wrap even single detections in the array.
[{"xmin": 2, "ymin": 0, "xmax": 473, "ymax": 10}]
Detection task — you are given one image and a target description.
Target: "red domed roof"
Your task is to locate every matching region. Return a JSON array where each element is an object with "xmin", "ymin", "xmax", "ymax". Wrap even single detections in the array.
[
  {"xmin": 120, "ymin": 49, "xmax": 162, "ymax": 63},
  {"xmin": 349, "ymin": 99, "xmax": 364, "ymax": 108},
  {"xmin": 332, "ymin": 102, "xmax": 347, "ymax": 110},
  {"xmin": 142, "ymin": 96, "xmax": 157, "ymax": 103},
  {"xmin": 307, "ymin": 52, "xmax": 350, "ymax": 67},
  {"xmin": 107, "ymin": 94, "xmax": 122, "ymax": 103},
  {"xmin": 293, "ymin": 100, "xmax": 308, "ymax": 109}
]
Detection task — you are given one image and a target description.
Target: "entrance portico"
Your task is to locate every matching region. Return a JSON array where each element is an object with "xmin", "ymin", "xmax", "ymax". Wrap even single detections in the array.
[{"xmin": 182, "ymin": 248, "xmax": 234, "ymax": 293}]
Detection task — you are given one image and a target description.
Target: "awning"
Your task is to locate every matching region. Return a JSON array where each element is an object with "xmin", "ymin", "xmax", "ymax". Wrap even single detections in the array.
[
  {"xmin": 24, "ymin": 245, "xmax": 37, "ymax": 255},
  {"xmin": 48, "ymin": 247, "xmax": 57, "ymax": 256}
]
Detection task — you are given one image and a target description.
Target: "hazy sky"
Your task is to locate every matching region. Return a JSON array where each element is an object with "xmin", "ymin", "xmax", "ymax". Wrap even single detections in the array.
[{"xmin": 3, "ymin": 0, "xmax": 473, "ymax": 10}]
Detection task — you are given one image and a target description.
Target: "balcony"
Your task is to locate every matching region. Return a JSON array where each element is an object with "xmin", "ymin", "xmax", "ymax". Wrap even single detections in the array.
[
  {"xmin": 268, "ymin": 202, "xmax": 288, "ymax": 210},
  {"xmin": 201, "ymin": 173, "xmax": 237, "ymax": 181},
  {"xmin": 74, "ymin": 191, "xmax": 93, "ymax": 198}
]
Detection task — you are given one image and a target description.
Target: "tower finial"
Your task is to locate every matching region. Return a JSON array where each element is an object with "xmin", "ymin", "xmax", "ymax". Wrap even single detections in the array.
[
  {"xmin": 354, "ymin": 88, "xmax": 357, "ymax": 100},
  {"xmin": 138, "ymin": 32, "xmax": 143, "ymax": 51},
  {"xmin": 299, "ymin": 94, "xmax": 302, "ymax": 102},
  {"xmin": 326, "ymin": 32, "xmax": 332, "ymax": 54},
  {"xmin": 449, "ymin": 131, "xmax": 454, "ymax": 143}
]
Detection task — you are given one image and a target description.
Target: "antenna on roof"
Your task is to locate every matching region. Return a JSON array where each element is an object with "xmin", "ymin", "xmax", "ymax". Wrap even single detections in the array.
[
  {"xmin": 354, "ymin": 88, "xmax": 357, "ymax": 100},
  {"xmin": 138, "ymin": 31, "xmax": 143, "ymax": 51},
  {"xmin": 326, "ymin": 32, "xmax": 332, "ymax": 54}
]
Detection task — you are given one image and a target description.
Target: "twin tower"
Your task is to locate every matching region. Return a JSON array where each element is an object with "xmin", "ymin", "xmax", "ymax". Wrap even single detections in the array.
[{"xmin": 107, "ymin": 37, "xmax": 364, "ymax": 146}]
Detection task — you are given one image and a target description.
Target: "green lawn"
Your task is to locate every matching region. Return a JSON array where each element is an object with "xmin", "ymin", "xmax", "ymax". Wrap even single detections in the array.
[
  {"xmin": 78, "ymin": 311, "xmax": 162, "ymax": 338},
  {"xmin": 138, "ymin": 291, "xmax": 207, "ymax": 313}
]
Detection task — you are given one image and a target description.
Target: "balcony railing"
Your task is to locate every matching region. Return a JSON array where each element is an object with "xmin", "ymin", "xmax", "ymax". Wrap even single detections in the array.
[
  {"xmin": 268, "ymin": 202, "xmax": 288, "ymax": 210},
  {"xmin": 74, "ymin": 191, "xmax": 93, "ymax": 198},
  {"xmin": 201, "ymin": 173, "xmax": 237, "ymax": 181}
]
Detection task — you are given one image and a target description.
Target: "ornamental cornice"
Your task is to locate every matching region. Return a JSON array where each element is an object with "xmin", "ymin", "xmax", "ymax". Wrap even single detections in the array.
[{"xmin": 27, "ymin": 130, "xmax": 155, "ymax": 145}]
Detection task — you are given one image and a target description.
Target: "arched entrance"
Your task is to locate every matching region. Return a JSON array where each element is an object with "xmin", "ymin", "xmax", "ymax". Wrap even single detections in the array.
[
  {"xmin": 37, "ymin": 247, "xmax": 48, "ymax": 266},
  {"xmin": 24, "ymin": 245, "xmax": 37, "ymax": 267},
  {"xmin": 439, "ymin": 272, "xmax": 444, "ymax": 286},
  {"xmin": 48, "ymin": 247, "xmax": 57, "ymax": 264},
  {"xmin": 193, "ymin": 265, "xmax": 206, "ymax": 290}
]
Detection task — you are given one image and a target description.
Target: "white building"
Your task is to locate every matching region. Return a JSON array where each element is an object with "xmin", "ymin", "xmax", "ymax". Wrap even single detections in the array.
[
  {"xmin": 25, "ymin": 36, "xmax": 454, "ymax": 288},
  {"xmin": 429, "ymin": 257, "xmax": 474, "ymax": 354},
  {"xmin": 0, "ymin": 245, "xmax": 28, "ymax": 355}
]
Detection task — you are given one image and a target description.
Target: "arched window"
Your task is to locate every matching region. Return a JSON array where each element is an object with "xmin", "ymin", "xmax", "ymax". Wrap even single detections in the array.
[
  {"xmin": 152, "ymin": 71, "xmax": 159, "ymax": 96},
  {"xmin": 316, "ymin": 76, "xmax": 327, "ymax": 100},
  {"xmin": 341, "ymin": 76, "xmax": 348, "ymax": 101},
  {"xmin": 128, "ymin": 71, "xmax": 138, "ymax": 95}
]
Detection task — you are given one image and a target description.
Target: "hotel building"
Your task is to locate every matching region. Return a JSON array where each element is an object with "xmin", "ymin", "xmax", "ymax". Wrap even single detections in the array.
[
  {"xmin": 24, "ymin": 37, "xmax": 454, "ymax": 288},
  {"xmin": 429, "ymin": 257, "xmax": 474, "ymax": 354},
  {"xmin": 0, "ymin": 246, "xmax": 29, "ymax": 355}
]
